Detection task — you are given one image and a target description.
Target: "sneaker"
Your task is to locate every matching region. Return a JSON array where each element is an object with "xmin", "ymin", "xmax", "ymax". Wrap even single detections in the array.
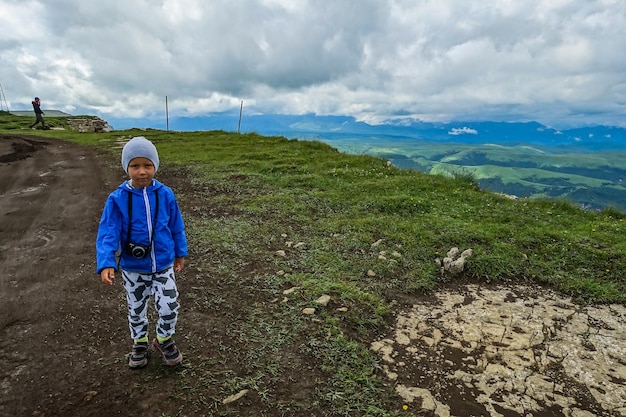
[
  {"xmin": 128, "ymin": 342, "xmax": 149, "ymax": 368},
  {"xmin": 153, "ymin": 338, "xmax": 183, "ymax": 366}
]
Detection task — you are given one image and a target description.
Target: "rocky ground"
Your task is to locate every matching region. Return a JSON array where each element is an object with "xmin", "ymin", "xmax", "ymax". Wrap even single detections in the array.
[{"xmin": 372, "ymin": 284, "xmax": 626, "ymax": 416}]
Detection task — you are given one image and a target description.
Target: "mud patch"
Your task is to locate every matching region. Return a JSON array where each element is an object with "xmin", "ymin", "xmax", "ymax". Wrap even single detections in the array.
[{"xmin": 0, "ymin": 136, "xmax": 47, "ymax": 163}]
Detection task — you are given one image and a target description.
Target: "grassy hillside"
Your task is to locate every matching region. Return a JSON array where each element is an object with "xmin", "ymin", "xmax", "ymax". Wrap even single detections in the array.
[
  {"xmin": 0, "ymin": 110, "xmax": 97, "ymax": 130},
  {"xmin": 25, "ymin": 126, "xmax": 624, "ymax": 298},
  {"xmin": 3, "ymin": 117, "xmax": 626, "ymax": 415},
  {"xmin": 320, "ymin": 136, "xmax": 626, "ymax": 211}
]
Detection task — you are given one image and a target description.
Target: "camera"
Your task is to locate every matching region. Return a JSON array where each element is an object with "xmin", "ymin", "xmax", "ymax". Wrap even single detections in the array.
[{"xmin": 125, "ymin": 242, "xmax": 151, "ymax": 259}]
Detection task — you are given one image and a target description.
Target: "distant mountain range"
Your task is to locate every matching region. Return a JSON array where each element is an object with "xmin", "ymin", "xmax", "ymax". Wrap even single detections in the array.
[{"xmin": 110, "ymin": 112, "xmax": 626, "ymax": 153}]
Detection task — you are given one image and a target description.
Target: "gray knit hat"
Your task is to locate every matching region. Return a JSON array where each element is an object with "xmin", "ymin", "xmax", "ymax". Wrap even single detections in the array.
[{"xmin": 121, "ymin": 136, "xmax": 160, "ymax": 174}]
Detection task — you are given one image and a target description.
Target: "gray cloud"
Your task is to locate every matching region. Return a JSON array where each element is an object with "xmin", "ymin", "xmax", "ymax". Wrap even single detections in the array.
[{"xmin": 1, "ymin": 0, "xmax": 624, "ymax": 127}]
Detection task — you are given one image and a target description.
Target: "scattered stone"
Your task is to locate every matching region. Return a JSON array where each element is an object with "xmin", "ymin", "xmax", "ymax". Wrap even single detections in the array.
[
  {"xmin": 367, "ymin": 270, "xmax": 376, "ymax": 277},
  {"xmin": 83, "ymin": 391, "xmax": 98, "ymax": 401},
  {"xmin": 496, "ymin": 192, "xmax": 520, "ymax": 201},
  {"xmin": 302, "ymin": 308, "xmax": 316, "ymax": 315},
  {"xmin": 436, "ymin": 247, "xmax": 473, "ymax": 275},
  {"xmin": 315, "ymin": 295, "xmax": 331, "ymax": 306},
  {"xmin": 282, "ymin": 287, "xmax": 300, "ymax": 295},
  {"xmin": 371, "ymin": 339, "xmax": 395, "ymax": 363},
  {"xmin": 371, "ymin": 239, "xmax": 384, "ymax": 248},
  {"xmin": 222, "ymin": 389, "xmax": 249, "ymax": 404},
  {"xmin": 336, "ymin": 307, "xmax": 348, "ymax": 312},
  {"xmin": 275, "ymin": 250, "xmax": 286, "ymax": 257},
  {"xmin": 293, "ymin": 242, "xmax": 305, "ymax": 249},
  {"xmin": 395, "ymin": 385, "xmax": 451, "ymax": 417}
]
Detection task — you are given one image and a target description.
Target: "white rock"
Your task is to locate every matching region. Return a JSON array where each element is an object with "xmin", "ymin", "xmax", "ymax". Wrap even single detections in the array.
[
  {"xmin": 315, "ymin": 294, "xmax": 331, "ymax": 306},
  {"xmin": 282, "ymin": 286, "xmax": 300, "ymax": 295}
]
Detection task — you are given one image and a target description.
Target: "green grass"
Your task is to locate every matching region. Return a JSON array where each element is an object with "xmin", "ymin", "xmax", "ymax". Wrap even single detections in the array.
[
  {"xmin": 326, "ymin": 136, "xmax": 626, "ymax": 211},
  {"xmin": 0, "ymin": 109, "xmax": 101, "ymax": 130},
  {"xmin": 3, "ymin": 113, "xmax": 625, "ymax": 415}
]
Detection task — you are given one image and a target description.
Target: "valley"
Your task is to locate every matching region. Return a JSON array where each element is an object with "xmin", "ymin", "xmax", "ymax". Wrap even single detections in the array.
[{"xmin": 314, "ymin": 136, "xmax": 626, "ymax": 212}]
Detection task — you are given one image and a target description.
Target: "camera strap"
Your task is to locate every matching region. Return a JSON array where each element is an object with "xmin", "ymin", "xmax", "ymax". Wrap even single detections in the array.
[{"xmin": 126, "ymin": 188, "xmax": 159, "ymax": 249}]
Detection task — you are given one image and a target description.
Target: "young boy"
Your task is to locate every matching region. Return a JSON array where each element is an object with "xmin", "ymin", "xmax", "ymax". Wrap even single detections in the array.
[{"xmin": 96, "ymin": 136, "xmax": 188, "ymax": 368}]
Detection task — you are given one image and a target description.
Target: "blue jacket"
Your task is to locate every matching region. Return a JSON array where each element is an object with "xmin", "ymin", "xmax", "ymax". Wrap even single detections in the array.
[{"xmin": 96, "ymin": 179, "xmax": 188, "ymax": 274}]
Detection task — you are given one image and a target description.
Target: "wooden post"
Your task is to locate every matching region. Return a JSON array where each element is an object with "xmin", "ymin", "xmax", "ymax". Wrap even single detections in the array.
[
  {"xmin": 165, "ymin": 96, "xmax": 169, "ymax": 132},
  {"xmin": 238, "ymin": 100, "xmax": 243, "ymax": 134},
  {"xmin": 0, "ymin": 83, "xmax": 9, "ymax": 112}
]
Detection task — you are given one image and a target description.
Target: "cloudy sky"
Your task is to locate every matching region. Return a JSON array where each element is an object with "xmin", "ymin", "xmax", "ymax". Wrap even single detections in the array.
[{"xmin": 1, "ymin": 0, "xmax": 625, "ymax": 127}]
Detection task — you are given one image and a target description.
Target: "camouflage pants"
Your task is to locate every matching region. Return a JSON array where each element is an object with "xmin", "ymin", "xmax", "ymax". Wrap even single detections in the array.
[{"xmin": 122, "ymin": 267, "xmax": 180, "ymax": 341}]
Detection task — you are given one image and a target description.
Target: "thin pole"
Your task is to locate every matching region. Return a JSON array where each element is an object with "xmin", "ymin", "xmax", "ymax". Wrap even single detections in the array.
[
  {"xmin": 0, "ymin": 83, "xmax": 9, "ymax": 112},
  {"xmin": 165, "ymin": 96, "xmax": 169, "ymax": 132},
  {"xmin": 238, "ymin": 100, "xmax": 243, "ymax": 134}
]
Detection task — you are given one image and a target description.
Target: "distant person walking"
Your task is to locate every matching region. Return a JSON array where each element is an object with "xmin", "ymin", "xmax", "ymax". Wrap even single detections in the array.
[{"xmin": 29, "ymin": 97, "xmax": 46, "ymax": 129}]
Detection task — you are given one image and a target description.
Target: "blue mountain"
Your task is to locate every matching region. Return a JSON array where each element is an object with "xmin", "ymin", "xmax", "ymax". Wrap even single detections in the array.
[{"xmin": 108, "ymin": 113, "xmax": 626, "ymax": 153}]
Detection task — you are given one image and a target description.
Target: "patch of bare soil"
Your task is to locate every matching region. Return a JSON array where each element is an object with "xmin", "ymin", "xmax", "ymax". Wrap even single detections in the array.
[{"xmin": 1, "ymin": 133, "xmax": 624, "ymax": 417}]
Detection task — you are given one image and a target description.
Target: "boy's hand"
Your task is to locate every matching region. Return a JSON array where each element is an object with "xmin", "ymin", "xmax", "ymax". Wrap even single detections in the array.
[
  {"xmin": 174, "ymin": 257, "xmax": 185, "ymax": 272},
  {"xmin": 101, "ymin": 268, "xmax": 115, "ymax": 285}
]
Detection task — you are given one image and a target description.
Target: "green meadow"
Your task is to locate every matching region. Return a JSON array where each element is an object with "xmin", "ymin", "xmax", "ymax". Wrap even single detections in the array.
[{"xmin": 321, "ymin": 136, "xmax": 626, "ymax": 211}]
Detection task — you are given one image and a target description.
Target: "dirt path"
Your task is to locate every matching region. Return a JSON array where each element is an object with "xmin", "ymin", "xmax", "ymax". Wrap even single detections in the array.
[{"xmin": 0, "ymin": 134, "xmax": 130, "ymax": 416}]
